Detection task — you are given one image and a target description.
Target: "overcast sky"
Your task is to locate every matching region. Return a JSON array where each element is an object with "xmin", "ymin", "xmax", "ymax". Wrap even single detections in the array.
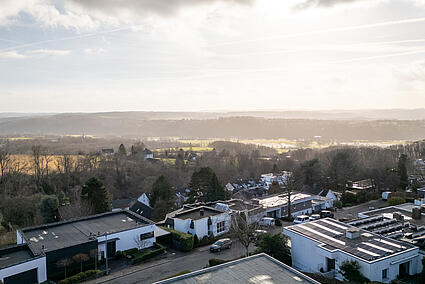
[{"xmin": 1, "ymin": 0, "xmax": 425, "ymax": 112}]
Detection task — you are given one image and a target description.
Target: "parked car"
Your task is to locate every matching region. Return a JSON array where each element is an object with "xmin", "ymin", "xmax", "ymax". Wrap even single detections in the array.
[
  {"xmin": 210, "ymin": 238, "xmax": 232, "ymax": 252},
  {"xmin": 293, "ymin": 215, "xmax": 310, "ymax": 224},
  {"xmin": 253, "ymin": 229, "xmax": 267, "ymax": 240},
  {"xmin": 309, "ymin": 214, "xmax": 320, "ymax": 221},
  {"xmin": 258, "ymin": 217, "xmax": 275, "ymax": 226},
  {"xmin": 320, "ymin": 210, "xmax": 334, "ymax": 218}
]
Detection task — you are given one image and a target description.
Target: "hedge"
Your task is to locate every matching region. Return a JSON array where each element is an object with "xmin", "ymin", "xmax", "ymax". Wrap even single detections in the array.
[
  {"xmin": 132, "ymin": 243, "xmax": 166, "ymax": 265},
  {"xmin": 208, "ymin": 258, "xmax": 229, "ymax": 267},
  {"xmin": 162, "ymin": 227, "xmax": 194, "ymax": 252},
  {"xmin": 123, "ymin": 248, "xmax": 138, "ymax": 256},
  {"xmin": 58, "ymin": 270, "xmax": 100, "ymax": 284}
]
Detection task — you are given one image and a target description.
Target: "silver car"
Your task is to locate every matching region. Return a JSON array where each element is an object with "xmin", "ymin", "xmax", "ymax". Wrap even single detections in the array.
[{"xmin": 210, "ymin": 238, "xmax": 232, "ymax": 252}]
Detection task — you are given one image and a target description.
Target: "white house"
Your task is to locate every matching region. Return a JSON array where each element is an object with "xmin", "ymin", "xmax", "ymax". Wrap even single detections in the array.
[
  {"xmin": 283, "ymin": 218, "xmax": 422, "ymax": 283},
  {"xmin": 143, "ymin": 148, "xmax": 154, "ymax": 160},
  {"xmin": 0, "ymin": 244, "xmax": 47, "ymax": 284},
  {"xmin": 165, "ymin": 206, "xmax": 231, "ymax": 239}
]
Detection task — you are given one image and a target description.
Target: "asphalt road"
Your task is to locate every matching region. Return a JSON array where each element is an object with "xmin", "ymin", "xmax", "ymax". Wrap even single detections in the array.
[{"xmin": 91, "ymin": 240, "xmax": 256, "ymax": 284}]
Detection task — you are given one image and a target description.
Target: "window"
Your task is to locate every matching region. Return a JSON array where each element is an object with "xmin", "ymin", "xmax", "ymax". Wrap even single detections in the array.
[
  {"xmin": 217, "ymin": 221, "xmax": 226, "ymax": 233},
  {"xmin": 140, "ymin": 231, "xmax": 154, "ymax": 240},
  {"xmin": 382, "ymin": 268, "xmax": 388, "ymax": 280}
]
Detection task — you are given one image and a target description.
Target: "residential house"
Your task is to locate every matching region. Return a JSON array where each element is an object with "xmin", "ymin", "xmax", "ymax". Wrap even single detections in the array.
[
  {"xmin": 0, "ymin": 244, "xmax": 47, "ymax": 284},
  {"xmin": 252, "ymin": 192, "xmax": 324, "ymax": 219},
  {"xmin": 284, "ymin": 218, "xmax": 422, "ymax": 283},
  {"xmin": 100, "ymin": 148, "xmax": 114, "ymax": 156},
  {"xmin": 17, "ymin": 210, "xmax": 156, "ymax": 277},
  {"xmin": 164, "ymin": 206, "xmax": 231, "ymax": 239},
  {"xmin": 346, "ymin": 179, "xmax": 375, "ymax": 191},
  {"xmin": 154, "ymin": 253, "xmax": 320, "ymax": 284},
  {"xmin": 129, "ymin": 193, "xmax": 153, "ymax": 219},
  {"xmin": 143, "ymin": 148, "xmax": 154, "ymax": 160}
]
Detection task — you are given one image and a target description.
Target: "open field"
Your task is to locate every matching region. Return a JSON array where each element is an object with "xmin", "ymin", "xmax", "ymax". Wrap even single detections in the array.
[{"xmin": 4, "ymin": 154, "xmax": 83, "ymax": 174}]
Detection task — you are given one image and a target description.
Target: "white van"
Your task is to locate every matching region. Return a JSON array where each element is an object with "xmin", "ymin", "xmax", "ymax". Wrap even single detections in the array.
[
  {"xmin": 258, "ymin": 217, "xmax": 275, "ymax": 226},
  {"xmin": 293, "ymin": 215, "xmax": 310, "ymax": 225}
]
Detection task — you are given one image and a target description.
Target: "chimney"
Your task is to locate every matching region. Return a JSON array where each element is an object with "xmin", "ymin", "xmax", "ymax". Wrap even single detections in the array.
[
  {"xmin": 346, "ymin": 227, "xmax": 360, "ymax": 239},
  {"xmin": 393, "ymin": 212, "xmax": 403, "ymax": 221},
  {"xmin": 412, "ymin": 207, "xmax": 421, "ymax": 220},
  {"xmin": 200, "ymin": 208, "xmax": 204, "ymax": 217}
]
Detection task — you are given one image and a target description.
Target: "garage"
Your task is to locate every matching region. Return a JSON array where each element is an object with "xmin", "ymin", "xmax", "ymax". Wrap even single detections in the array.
[{"xmin": 4, "ymin": 268, "xmax": 37, "ymax": 284}]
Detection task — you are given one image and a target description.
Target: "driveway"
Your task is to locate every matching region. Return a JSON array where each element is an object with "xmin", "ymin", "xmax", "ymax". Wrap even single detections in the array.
[
  {"xmin": 333, "ymin": 199, "xmax": 387, "ymax": 221},
  {"xmin": 84, "ymin": 239, "xmax": 256, "ymax": 284}
]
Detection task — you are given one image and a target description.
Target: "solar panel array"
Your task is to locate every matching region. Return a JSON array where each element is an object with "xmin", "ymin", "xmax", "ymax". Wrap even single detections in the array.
[{"xmin": 289, "ymin": 218, "xmax": 411, "ymax": 262}]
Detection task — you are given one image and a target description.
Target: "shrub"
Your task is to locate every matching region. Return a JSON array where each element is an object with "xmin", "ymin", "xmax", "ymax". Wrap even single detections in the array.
[
  {"xmin": 334, "ymin": 200, "xmax": 343, "ymax": 209},
  {"xmin": 115, "ymin": 250, "xmax": 124, "ymax": 259},
  {"xmin": 341, "ymin": 192, "xmax": 357, "ymax": 206},
  {"xmin": 132, "ymin": 243, "xmax": 166, "ymax": 265},
  {"xmin": 163, "ymin": 227, "xmax": 194, "ymax": 252},
  {"xmin": 275, "ymin": 219, "xmax": 282, "ymax": 226},
  {"xmin": 208, "ymin": 258, "xmax": 228, "ymax": 267},
  {"xmin": 388, "ymin": 197, "xmax": 406, "ymax": 206},
  {"xmin": 193, "ymin": 235, "xmax": 199, "ymax": 247},
  {"xmin": 58, "ymin": 270, "xmax": 100, "ymax": 284},
  {"xmin": 162, "ymin": 270, "xmax": 191, "ymax": 280},
  {"xmin": 123, "ymin": 248, "xmax": 138, "ymax": 256},
  {"xmin": 339, "ymin": 260, "xmax": 369, "ymax": 283}
]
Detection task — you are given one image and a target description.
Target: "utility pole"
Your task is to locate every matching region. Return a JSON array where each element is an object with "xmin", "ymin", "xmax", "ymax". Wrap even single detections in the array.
[{"xmin": 105, "ymin": 232, "xmax": 109, "ymax": 275}]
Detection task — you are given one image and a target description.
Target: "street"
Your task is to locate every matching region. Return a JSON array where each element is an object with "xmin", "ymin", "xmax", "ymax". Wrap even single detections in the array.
[{"xmin": 85, "ymin": 239, "xmax": 256, "ymax": 284}]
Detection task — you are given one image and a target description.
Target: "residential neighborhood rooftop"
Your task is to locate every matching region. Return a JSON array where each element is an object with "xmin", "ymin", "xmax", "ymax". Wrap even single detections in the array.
[
  {"xmin": 285, "ymin": 218, "xmax": 416, "ymax": 262},
  {"xmin": 253, "ymin": 192, "xmax": 313, "ymax": 209},
  {"xmin": 154, "ymin": 253, "xmax": 320, "ymax": 284},
  {"xmin": 21, "ymin": 210, "xmax": 153, "ymax": 253},
  {"xmin": 174, "ymin": 206, "xmax": 224, "ymax": 220},
  {"xmin": 0, "ymin": 244, "xmax": 37, "ymax": 269}
]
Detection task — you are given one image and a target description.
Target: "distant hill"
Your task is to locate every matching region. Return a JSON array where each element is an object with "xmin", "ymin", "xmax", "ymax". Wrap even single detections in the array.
[{"xmin": 1, "ymin": 112, "xmax": 425, "ymax": 140}]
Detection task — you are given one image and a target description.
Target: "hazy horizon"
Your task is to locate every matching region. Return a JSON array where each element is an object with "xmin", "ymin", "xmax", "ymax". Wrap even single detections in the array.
[{"xmin": 2, "ymin": 0, "xmax": 425, "ymax": 112}]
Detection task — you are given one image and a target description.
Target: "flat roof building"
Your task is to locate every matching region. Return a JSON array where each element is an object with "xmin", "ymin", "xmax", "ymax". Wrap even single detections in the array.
[
  {"xmin": 18, "ymin": 210, "xmax": 156, "ymax": 277},
  {"xmin": 0, "ymin": 244, "xmax": 46, "ymax": 284},
  {"xmin": 154, "ymin": 253, "xmax": 320, "ymax": 284},
  {"xmin": 284, "ymin": 218, "xmax": 421, "ymax": 283}
]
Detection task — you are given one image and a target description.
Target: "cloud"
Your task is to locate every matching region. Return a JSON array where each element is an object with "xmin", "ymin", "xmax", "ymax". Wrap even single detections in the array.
[
  {"xmin": 84, "ymin": 48, "xmax": 105, "ymax": 54},
  {"xmin": 0, "ymin": 0, "xmax": 253, "ymax": 30},
  {"xmin": 67, "ymin": 0, "xmax": 253, "ymax": 17},
  {"xmin": 293, "ymin": 0, "xmax": 374, "ymax": 10},
  {"xmin": 28, "ymin": 49, "xmax": 71, "ymax": 56},
  {"xmin": 0, "ymin": 50, "xmax": 27, "ymax": 59}
]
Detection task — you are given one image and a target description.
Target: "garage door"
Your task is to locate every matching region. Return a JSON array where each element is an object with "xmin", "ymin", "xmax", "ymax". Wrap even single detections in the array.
[{"xmin": 4, "ymin": 268, "xmax": 38, "ymax": 284}]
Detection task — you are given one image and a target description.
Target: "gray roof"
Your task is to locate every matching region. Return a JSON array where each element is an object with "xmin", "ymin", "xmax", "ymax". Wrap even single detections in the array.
[
  {"xmin": 285, "ymin": 218, "xmax": 417, "ymax": 262},
  {"xmin": 0, "ymin": 244, "xmax": 38, "ymax": 269},
  {"xmin": 174, "ymin": 206, "xmax": 224, "ymax": 221},
  {"xmin": 154, "ymin": 253, "xmax": 320, "ymax": 284},
  {"xmin": 20, "ymin": 210, "xmax": 153, "ymax": 254}
]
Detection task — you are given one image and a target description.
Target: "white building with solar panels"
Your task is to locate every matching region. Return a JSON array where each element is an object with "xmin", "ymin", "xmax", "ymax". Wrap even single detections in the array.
[{"xmin": 283, "ymin": 218, "xmax": 422, "ymax": 283}]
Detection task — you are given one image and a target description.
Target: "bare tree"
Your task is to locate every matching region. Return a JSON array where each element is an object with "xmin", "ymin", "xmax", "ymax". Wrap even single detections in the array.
[
  {"xmin": 56, "ymin": 258, "xmax": 73, "ymax": 278},
  {"xmin": 230, "ymin": 213, "xmax": 258, "ymax": 257},
  {"xmin": 73, "ymin": 253, "xmax": 90, "ymax": 272},
  {"xmin": 0, "ymin": 148, "xmax": 10, "ymax": 185},
  {"xmin": 282, "ymin": 172, "xmax": 301, "ymax": 219},
  {"xmin": 134, "ymin": 236, "xmax": 150, "ymax": 251},
  {"xmin": 89, "ymin": 249, "xmax": 98, "ymax": 270}
]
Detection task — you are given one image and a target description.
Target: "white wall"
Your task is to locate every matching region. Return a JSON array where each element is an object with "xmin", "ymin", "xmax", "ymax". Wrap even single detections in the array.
[
  {"xmin": 96, "ymin": 224, "xmax": 156, "ymax": 257},
  {"xmin": 173, "ymin": 213, "xmax": 231, "ymax": 239},
  {"xmin": 0, "ymin": 256, "xmax": 47, "ymax": 284},
  {"xmin": 284, "ymin": 228, "xmax": 421, "ymax": 283}
]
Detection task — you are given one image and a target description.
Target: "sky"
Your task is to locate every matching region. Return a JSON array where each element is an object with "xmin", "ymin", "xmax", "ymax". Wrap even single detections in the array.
[{"xmin": 1, "ymin": 0, "xmax": 425, "ymax": 112}]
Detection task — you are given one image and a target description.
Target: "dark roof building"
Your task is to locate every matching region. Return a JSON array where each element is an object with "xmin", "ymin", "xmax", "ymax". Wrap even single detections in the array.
[
  {"xmin": 0, "ymin": 244, "xmax": 47, "ymax": 284},
  {"xmin": 18, "ymin": 210, "xmax": 155, "ymax": 277},
  {"xmin": 129, "ymin": 200, "xmax": 153, "ymax": 219},
  {"xmin": 154, "ymin": 253, "xmax": 320, "ymax": 284}
]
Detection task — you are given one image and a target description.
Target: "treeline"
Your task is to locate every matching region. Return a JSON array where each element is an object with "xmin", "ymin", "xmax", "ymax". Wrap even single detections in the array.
[{"xmin": 2, "ymin": 115, "xmax": 425, "ymax": 140}]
